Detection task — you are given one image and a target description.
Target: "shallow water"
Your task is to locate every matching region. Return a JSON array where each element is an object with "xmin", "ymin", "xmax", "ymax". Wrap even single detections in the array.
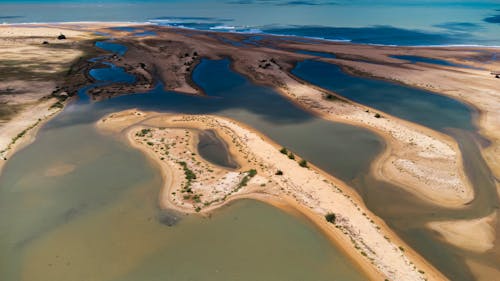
[
  {"xmin": 197, "ymin": 130, "xmax": 238, "ymax": 169},
  {"xmin": 294, "ymin": 49, "xmax": 336, "ymax": 58},
  {"xmin": 89, "ymin": 62, "xmax": 136, "ymax": 83},
  {"xmin": 76, "ymin": 58, "xmax": 382, "ymax": 182},
  {"xmin": 291, "ymin": 59, "xmax": 475, "ymax": 132},
  {"xmin": 289, "ymin": 58, "xmax": 500, "ymax": 280},
  {"xmin": 390, "ymin": 55, "xmax": 483, "ymax": 70},
  {"xmin": 0, "ymin": 122, "xmax": 367, "ymax": 281},
  {"xmin": 0, "ymin": 44, "xmax": 378, "ymax": 280}
]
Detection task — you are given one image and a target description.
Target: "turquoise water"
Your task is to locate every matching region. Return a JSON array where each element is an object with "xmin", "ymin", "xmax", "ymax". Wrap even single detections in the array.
[{"xmin": 1, "ymin": 0, "xmax": 500, "ymax": 45}]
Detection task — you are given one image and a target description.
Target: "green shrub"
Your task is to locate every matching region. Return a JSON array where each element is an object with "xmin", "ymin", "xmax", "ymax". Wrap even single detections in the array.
[
  {"xmin": 248, "ymin": 169, "xmax": 257, "ymax": 177},
  {"xmin": 279, "ymin": 147, "xmax": 288, "ymax": 154},
  {"xmin": 275, "ymin": 170, "xmax": 283, "ymax": 175},
  {"xmin": 325, "ymin": 213, "xmax": 336, "ymax": 223},
  {"xmin": 299, "ymin": 159, "xmax": 308, "ymax": 167},
  {"xmin": 288, "ymin": 152, "xmax": 295, "ymax": 160},
  {"xmin": 136, "ymin": 128, "xmax": 151, "ymax": 137},
  {"xmin": 374, "ymin": 113, "xmax": 381, "ymax": 118}
]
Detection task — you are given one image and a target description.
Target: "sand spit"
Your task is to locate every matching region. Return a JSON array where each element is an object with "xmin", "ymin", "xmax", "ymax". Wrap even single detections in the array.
[
  {"xmin": 324, "ymin": 55, "xmax": 500, "ymax": 179},
  {"xmin": 234, "ymin": 54, "xmax": 472, "ymax": 206},
  {"xmin": 428, "ymin": 211, "xmax": 497, "ymax": 253},
  {"xmin": 92, "ymin": 25, "xmax": 477, "ymax": 207},
  {"xmin": 97, "ymin": 109, "xmax": 448, "ymax": 281},
  {"xmin": 0, "ymin": 25, "xmax": 98, "ymax": 173}
]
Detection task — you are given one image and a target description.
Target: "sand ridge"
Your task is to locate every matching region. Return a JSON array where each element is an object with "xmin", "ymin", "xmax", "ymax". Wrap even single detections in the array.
[{"xmin": 97, "ymin": 109, "xmax": 449, "ymax": 281}]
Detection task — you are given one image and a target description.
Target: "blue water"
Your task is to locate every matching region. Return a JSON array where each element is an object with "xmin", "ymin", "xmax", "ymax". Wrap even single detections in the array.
[
  {"xmin": 67, "ymin": 57, "xmax": 381, "ymax": 182},
  {"xmin": 1, "ymin": 1, "xmax": 500, "ymax": 46},
  {"xmin": 291, "ymin": 59, "xmax": 475, "ymax": 132},
  {"xmin": 390, "ymin": 55, "xmax": 483, "ymax": 70},
  {"xmin": 89, "ymin": 62, "xmax": 136, "ymax": 83},
  {"xmin": 95, "ymin": 41, "xmax": 128, "ymax": 56},
  {"xmin": 294, "ymin": 49, "xmax": 336, "ymax": 58}
]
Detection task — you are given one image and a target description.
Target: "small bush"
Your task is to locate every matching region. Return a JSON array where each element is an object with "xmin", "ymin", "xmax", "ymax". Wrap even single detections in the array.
[
  {"xmin": 299, "ymin": 159, "xmax": 308, "ymax": 168},
  {"xmin": 248, "ymin": 169, "xmax": 257, "ymax": 177},
  {"xmin": 279, "ymin": 147, "xmax": 288, "ymax": 154},
  {"xmin": 275, "ymin": 170, "xmax": 283, "ymax": 175},
  {"xmin": 325, "ymin": 213, "xmax": 336, "ymax": 223},
  {"xmin": 288, "ymin": 152, "xmax": 295, "ymax": 160},
  {"xmin": 374, "ymin": 113, "xmax": 381, "ymax": 118},
  {"xmin": 325, "ymin": 94, "xmax": 337, "ymax": 100}
]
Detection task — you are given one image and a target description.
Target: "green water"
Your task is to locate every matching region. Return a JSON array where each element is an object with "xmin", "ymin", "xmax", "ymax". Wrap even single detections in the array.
[{"xmin": 0, "ymin": 121, "xmax": 367, "ymax": 281}]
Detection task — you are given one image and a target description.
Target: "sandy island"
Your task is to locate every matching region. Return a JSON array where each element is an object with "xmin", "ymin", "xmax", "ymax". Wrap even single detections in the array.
[{"xmin": 97, "ymin": 109, "xmax": 449, "ymax": 281}]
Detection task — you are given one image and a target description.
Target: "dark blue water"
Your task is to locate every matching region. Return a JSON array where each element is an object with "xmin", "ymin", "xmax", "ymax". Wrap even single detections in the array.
[
  {"xmin": 262, "ymin": 25, "xmax": 493, "ymax": 46},
  {"xmin": 291, "ymin": 59, "xmax": 475, "ymax": 132},
  {"xmin": 134, "ymin": 31, "xmax": 157, "ymax": 37},
  {"xmin": 391, "ymin": 55, "xmax": 482, "ymax": 70},
  {"xmin": 89, "ymin": 62, "xmax": 136, "ymax": 83},
  {"xmin": 294, "ymin": 49, "xmax": 336, "ymax": 58},
  {"xmin": 95, "ymin": 41, "xmax": 128, "ymax": 56}
]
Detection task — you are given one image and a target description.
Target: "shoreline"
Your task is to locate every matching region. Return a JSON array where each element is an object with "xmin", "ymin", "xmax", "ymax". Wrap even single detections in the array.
[
  {"xmin": 0, "ymin": 25, "xmax": 102, "ymax": 175},
  {"xmin": 96, "ymin": 109, "xmax": 448, "ymax": 281},
  {"xmin": 4, "ymin": 21, "xmax": 500, "ymax": 48},
  {"xmin": 1, "ymin": 22, "xmax": 498, "ymax": 280}
]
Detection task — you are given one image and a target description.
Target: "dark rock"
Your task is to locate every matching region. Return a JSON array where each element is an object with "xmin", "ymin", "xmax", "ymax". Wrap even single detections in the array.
[
  {"xmin": 42, "ymin": 41, "xmax": 49, "ymax": 45},
  {"xmin": 57, "ymin": 34, "xmax": 66, "ymax": 40}
]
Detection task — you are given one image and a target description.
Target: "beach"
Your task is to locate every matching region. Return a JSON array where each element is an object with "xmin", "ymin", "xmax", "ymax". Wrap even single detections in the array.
[
  {"xmin": 1, "ymin": 22, "xmax": 499, "ymax": 281},
  {"xmin": 97, "ymin": 109, "xmax": 447, "ymax": 281}
]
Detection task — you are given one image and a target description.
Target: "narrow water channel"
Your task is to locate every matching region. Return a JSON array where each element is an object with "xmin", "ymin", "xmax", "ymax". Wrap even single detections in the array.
[{"xmin": 290, "ymin": 58, "xmax": 499, "ymax": 280}]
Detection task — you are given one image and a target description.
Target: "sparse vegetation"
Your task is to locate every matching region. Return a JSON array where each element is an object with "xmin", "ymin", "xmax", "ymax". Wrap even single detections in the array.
[
  {"xmin": 374, "ymin": 113, "xmax": 381, "ymax": 118},
  {"xmin": 299, "ymin": 159, "xmax": 308, "ymax": 167},
  {"xmin": 288, "ymin": 152, "xmax": 295, "ymax": 160},
  {"xmin": 275, "ymin": 170, "xmax": 283, "ymax": 175},
  {"xmin": 325, "ymin": 94, "xmax": 338, "ymax": 101},
  {"xmin": 136, "ymin": 128, "xmax": 151, "ymax": 137},
  {"xmin": 325, "ymin": 213, "xmax": 336, "ymax": 223},
  {"xmin": 279, "ymin": 147, "xmax": 288, "ymax": 154}
]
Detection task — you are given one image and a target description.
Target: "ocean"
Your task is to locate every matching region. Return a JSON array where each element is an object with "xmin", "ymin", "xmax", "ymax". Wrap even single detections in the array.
[{"xmin": 1, "ymin": 0, "xmax": 500, "ymax": 46}]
